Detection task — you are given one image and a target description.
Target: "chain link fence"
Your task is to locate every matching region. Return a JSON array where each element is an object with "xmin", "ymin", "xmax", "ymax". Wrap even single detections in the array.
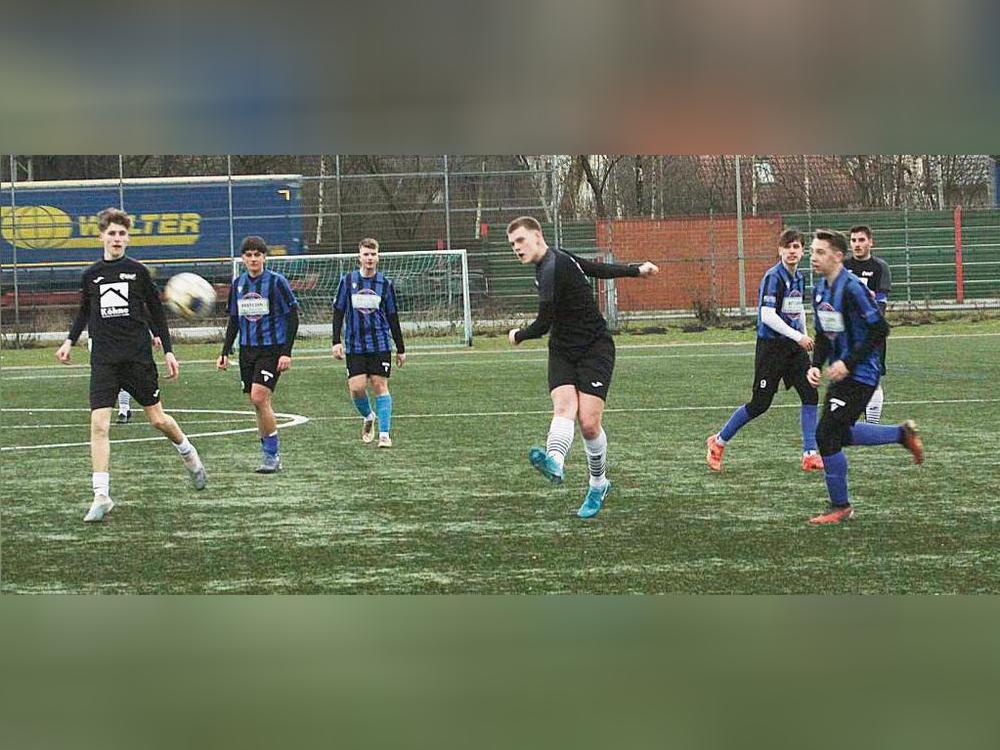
[{"xmin": 2, "ymin": 154, "xmax": 998, "ymax": 345}]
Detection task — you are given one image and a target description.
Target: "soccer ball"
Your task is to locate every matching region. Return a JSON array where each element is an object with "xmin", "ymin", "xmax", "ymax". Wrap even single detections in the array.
[{"xmin": 164, "ymin": 272, "xmax": 217, "ymax": 319}]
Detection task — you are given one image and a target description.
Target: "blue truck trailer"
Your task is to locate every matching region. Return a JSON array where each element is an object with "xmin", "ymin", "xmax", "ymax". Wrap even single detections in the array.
[{"xmin": 0, "ymin": 174, "xmax": 304, "ymax": 319}]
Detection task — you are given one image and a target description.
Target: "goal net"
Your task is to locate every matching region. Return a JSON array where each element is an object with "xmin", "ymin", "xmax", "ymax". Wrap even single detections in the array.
[{"xmin": 233, "ymin": 250, "xmax": 473, "ymax": 347}]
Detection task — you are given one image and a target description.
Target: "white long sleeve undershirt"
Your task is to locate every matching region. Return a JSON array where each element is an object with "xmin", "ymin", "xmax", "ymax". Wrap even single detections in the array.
[{"xmin": 760, "ymin": 306, "xmax": 805, "ymax": 343}]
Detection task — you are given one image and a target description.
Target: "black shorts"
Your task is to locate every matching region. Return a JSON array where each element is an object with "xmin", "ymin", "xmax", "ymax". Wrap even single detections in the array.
[
  {"xmin": 821, "ymin": 378, "xmax": 877, "ymax": 431},
  {"xmin": 877, "ymin": 339, "xmax": 888, "ymax": 377},
  {"xmin": 752, "ymin": 337, "xmax": 812, "ymax": 395},
  {"xmin": 239, "ymin": 346, "xmax": 283, "ymax": 393},
  {"xmin": 90, "ymin": 360, "xmax": 160, "ymax": 410},
  {"xmin": 548, "ymin": 335, "xmax": 616, "ymax": 401},
  {"xmin": 346, "ymin": 352, "xmax": 392, "ymax": 379}
]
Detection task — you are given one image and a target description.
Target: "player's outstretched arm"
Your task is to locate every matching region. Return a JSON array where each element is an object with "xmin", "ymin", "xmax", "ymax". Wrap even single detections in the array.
[
  {"xmin": 637, "ymin": 261, "xmax": 659, "ymax": 277},
  {"xmin": 569, "ymin": 251, "xmax": 656, "ymax": 280}
]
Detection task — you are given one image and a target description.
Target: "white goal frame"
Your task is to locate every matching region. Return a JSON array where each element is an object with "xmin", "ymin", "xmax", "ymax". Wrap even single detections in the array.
[{"xmin": 232, "ymin": 249, "xmax": 473, "ymax": 347}]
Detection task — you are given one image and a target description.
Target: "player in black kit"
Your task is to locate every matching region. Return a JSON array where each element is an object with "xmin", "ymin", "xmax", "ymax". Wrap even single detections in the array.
[
  {"xmin": 506, "ymin": 216, "xmax": 659, "ymax": 519},
  {"xmin": 845, "ymin": 225, "xmax": 891, "ymax": 423},
  {"xmin": 56, "ymin": 208, "xmax": 207, "ymax": 523}
]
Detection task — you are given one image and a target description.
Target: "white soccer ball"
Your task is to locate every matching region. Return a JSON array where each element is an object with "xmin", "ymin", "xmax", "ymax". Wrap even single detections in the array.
[{"xmin": 164, "ymin": 272, "xmax": 217, "ymax": 319}]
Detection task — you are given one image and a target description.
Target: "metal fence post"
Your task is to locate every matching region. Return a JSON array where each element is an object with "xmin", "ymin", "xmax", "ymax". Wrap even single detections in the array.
[
  {"xmin": 226, "ymin": 155, "xmax": 236, "ymax": 272},
  {"xmin": 335, "ymin": 154, "xmax": 344, "ymax": 254},
  {"xmin": 9, "ymin": 154, "xmax": 20, "ymax": 346},
  {"xmin": 443, "ymin": 154, "xmax": 452, "ymax": 250},
  {"xmin": 954, "ymin": 205, "xmax": 965, "ymax": 303},
  {"xmin": 118, "ymin": 155, "xmax": 125, "ymax": 210},
  {"xmin": 735, "ymin": 155, "xmax": 747, "ymax": 316},
  {"xmin": 903, "ymin": 205, "xmax": 912, "ymax": 304}
]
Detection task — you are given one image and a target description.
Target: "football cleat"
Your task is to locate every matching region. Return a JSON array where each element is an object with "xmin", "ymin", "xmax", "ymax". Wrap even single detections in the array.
[
  {"xmin": 188, "ymin": 463, "xmax": 207, "ymax": 490},
  {"xmin": 901, "ymin": 420, "xmax": 924, "ymax": 464},
  {"xmin": 528, "ymin": 446, "xmax": 564, "ymax": 484},
  {"xmin": 116, "ymin": 409, "xmax": 131, "ymax": 424},
  {"xmin": 84, "ymin": 494, "xmax": 115, "ymax": 523},
  {"xmin": 577, "ymin": 480, "xmax": 611, "ymax": 519},
  {"xmin": 255, "ymin": 454, "xmax": 282, "ymax": 474},
  {"xmin": 705, "ymin": 434, "xmax": 725, "ymax": 471},
  {"xmin": 361, "ymin": 417, "xmax": 376, "ymax": 444},
  {"xmin": 801, "ymin": 453, "xmax": 824, "ymax": 472},
  {"xmin": 809, "ymin": 504, "xmax": 855, "ymax": 525},
  {"xmin": 377, "ymin": 434, "xmax": 393, "ymax": 448}
]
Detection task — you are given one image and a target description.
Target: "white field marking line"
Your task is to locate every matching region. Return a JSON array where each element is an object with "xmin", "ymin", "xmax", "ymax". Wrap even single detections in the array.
[
  {"xmin": 303, "ymin": 397, "xmax": 1000, "ymax": 422},
  {"xmin": 6, "ymin": 418, "xmax": 254, "ymax": 429},
  {"xmin": 0, "ymin": 347, "xmax": 753, "ymax": 382},
  {"xmin": 0, "ymin": 408, "xmax": 308, "ymax": 452},
  {"xmin": 5, "ymin": 330, "xmax": 1000, "ymax": 372}
]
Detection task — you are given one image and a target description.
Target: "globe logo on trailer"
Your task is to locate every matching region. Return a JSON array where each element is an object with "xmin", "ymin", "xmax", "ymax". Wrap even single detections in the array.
[{"xmin": 0, "ymin": 205, "xmax": 74, "ymax": 249}]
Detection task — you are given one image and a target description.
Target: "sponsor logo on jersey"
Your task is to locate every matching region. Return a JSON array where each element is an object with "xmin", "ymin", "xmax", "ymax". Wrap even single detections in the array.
[
  {"xmin": 351, "ymin": 288, "xmax": 381, "ymax": 314},
  {"xmin": 781, "ymin": 289, "xmax": 804, "ymax": 315},
  {"xmin": 99, "ymin": 282, "xmax": 130, "ymax": 318},
  {"xmin": 816, "ymin": 301, "xmax": 844, "ymax": 337},
  {"xmin": 237, "ymin": 292, "xmax": 269, "ymax": 321},
  {"xmin": 119, "ymin": 272, "xmax": 136, "ymax": 280}
]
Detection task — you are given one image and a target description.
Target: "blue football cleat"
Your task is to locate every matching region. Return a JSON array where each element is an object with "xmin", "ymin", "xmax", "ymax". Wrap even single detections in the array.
[
  {"xmin": 529, "ymin": 446, "xmax": 564, "ymax": 484},
  {"xmin": 577, "ymin": 480, "xmax": 611, "ymax": 518},
  {"xmin": 255, "ymin": 453, "xmax": 282, "ymax": 474}
]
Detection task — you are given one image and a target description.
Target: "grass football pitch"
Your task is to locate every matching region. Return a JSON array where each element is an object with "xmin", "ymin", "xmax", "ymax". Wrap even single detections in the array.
[{"xmin": 2, "ymin": 318, "xmax": 999, "ymax": 593}]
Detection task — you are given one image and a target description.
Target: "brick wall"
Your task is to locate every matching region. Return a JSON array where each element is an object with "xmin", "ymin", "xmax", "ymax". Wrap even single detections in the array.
[{"xmin": 596, "ymin": 216, "xmax": 784, "ymax": 311}]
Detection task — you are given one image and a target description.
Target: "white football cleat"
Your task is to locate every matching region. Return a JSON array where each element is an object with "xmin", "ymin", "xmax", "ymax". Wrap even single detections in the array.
[
  {"xmin": 361, "ymin": 416, "xmax": 376, "ymax": 444},
  {"xmin": 84, "ymin": 494, "xmax": 115, "ymax": 523}
]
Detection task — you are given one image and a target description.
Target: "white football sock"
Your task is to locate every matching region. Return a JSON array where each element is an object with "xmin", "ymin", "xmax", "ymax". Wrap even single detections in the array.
[
  {"xmin": 546, "ymin": 416, "xmax": 574, "ymax": 468},
  {"xmin": 92, "ymin": 471, "xmax": 110, "ymax": 498},
  {"xmin": 117, "ymin": 390, "xmax": 131, "ymax": 415},
  {"xmin": 866, "ymin": 385, "xmax": 884, "ymax": 424},
  {"xmin": 584, "ymin": 429, "xmax": 608, "ymax": 488}
]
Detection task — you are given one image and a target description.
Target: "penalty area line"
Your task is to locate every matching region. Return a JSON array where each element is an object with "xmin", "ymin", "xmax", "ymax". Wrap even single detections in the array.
[{"xmin": 0, "ymin": 408, "xmax": 309, "ymax": 452}]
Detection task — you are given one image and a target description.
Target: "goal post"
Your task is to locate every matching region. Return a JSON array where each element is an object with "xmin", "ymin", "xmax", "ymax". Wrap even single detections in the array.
[{"xmin": 232, "ymin": 249, "xmax": 473, "ymax": 348}]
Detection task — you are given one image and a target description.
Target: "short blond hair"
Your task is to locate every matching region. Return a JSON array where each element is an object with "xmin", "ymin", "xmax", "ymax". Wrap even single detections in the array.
[
  {"xmin": 506, "ymin": 216, "xmax": 542, "ymax": 235},
  {"xmin": 359, "ymin": 237, "xmax": 379, "ymax": 252}
]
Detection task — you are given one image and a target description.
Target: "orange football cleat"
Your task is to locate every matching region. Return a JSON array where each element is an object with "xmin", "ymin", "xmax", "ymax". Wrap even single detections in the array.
[
  {"xmin": 901, "ymin": 420, "xmax": 924, "ymax": 464},
  {"xmin": 809, "ymin": 504, "xmax": 855, "ymax": 525},
  {"xmin": 801, "ymin": 453, "xmax": 824, "ymax": 472},
  {"xmin": 705, "ymin": 434, "xmax": 725, "ymax": 472}
]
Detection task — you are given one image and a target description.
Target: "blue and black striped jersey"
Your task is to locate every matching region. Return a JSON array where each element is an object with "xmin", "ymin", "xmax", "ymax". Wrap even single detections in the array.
[
  {"xmin": 227, "ymin": 269, "xmax": 298, "ymax": 348},
  {"xmin": 756, "ymin": 261, "xmax": 807, "ymax": 340},
  {"xmin": 332, "ymin": 270, "xmax": 400, "ymax": 354},
  {"xmin": 812, "ymin": 268, "xmax": 884, "ymax": 386}
]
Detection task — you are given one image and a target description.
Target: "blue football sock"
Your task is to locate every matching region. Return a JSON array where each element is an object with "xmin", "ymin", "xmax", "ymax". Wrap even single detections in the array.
[
  {"xmin": 719, "ymin": 405, "xmax": 752, "ymax": 442},
  {"xmin": 353, "ymin": 396, "xmax": 373, "ymax": 419},
  {"xmin": 849, "ymin": 422, "xmax": 904, "ymax": 446},
  {"xmin": 801, "ymin": 404, "xmax": 818, "ymax": 453},
  {"xmin": 262, "ymin": 431, "xmax": 279, "ymax": 457},
  {"xmin": 375, "ymin": 393, "xmax": 392, "ymax": 434},
  {"xmin": 822, "ymin": 451, "xmax": 849, "ymax": 505}
]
